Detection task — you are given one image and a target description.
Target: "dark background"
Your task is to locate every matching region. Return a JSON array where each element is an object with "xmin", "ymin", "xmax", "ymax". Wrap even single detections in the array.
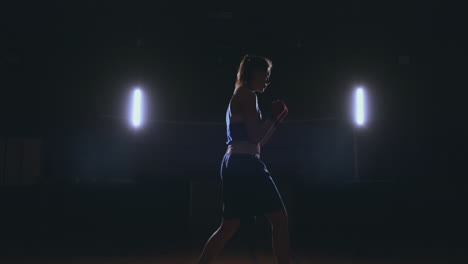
[{"xmin": 1, "ymin": 0, "xmax": 467, "ymax": 260}]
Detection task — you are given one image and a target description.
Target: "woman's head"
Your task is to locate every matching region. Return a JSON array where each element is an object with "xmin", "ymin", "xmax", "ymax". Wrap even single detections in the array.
[{"xmin": 235, "ymin": 54, "xmax": 272, "ymax": 93}]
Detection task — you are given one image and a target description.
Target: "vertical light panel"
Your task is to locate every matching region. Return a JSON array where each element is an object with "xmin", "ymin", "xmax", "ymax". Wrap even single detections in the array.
[
  {"xmin": 131, "ymin": 88, "xmax": 143, "ymax": 128},
  {"xmin": 354, "ymin": 87, "xmax": 365, "ymax": 126}
]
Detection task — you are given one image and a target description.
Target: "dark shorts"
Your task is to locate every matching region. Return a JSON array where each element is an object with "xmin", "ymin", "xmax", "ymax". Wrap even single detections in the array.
[{"xmin": 220, "ymin": 153, "xmax": 285, "ymax": 220}]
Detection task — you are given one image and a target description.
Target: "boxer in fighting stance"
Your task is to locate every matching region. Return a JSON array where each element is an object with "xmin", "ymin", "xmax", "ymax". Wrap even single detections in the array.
[{"xmin": 196, "ymin": 54, "xmax": 290, "ymax": 264}]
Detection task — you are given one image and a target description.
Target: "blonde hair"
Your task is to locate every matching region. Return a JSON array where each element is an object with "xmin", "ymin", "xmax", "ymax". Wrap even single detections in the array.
[{"xmin": 235, "ymin": 54, "xmax": 272, "ymax": 89}]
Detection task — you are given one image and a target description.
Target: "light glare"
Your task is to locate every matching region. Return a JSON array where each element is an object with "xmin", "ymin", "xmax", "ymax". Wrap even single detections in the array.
[
  {"xmin": 132, "ymin": 88, "xmax": 143, "ymax": 128},
  {"xmin": 355, "ymin": 87, "xmax": 365, "ymax": 126}
]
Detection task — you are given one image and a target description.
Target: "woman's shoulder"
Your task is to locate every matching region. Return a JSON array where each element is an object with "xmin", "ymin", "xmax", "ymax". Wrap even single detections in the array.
[{"xmin": 233, "ymin": 86, "xmax": 256, "ymax": 104}]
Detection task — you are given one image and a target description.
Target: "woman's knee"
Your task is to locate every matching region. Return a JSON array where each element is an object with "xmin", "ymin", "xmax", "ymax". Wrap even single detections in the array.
[
  {"xmin": 219, "ymin": 218, "xmax": 240, "ymax": 236},
  {"xmin": 264, "ymin": 208, "xmax": 288, "ymax": 229}
]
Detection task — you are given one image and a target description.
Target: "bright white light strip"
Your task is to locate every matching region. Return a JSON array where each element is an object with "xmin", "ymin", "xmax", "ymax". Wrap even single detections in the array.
[
  {"xmin": 132, "ymin": 88, "xmax": 143, "ymax": 128},
  {"xmin": 355, "ymin": 87, "xmax": 365, "ymax": 126}
]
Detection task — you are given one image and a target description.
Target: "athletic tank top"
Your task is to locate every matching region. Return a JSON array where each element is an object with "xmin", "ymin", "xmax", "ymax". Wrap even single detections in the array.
[{"xmin": 225, "ymin": 101, "xmax": 263, "ymax": 145}]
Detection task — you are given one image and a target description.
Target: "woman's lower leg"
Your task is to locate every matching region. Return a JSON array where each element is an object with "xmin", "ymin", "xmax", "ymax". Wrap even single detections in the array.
[
  {"xmin": 272, "ymin": 222, "xmax": 291, "ymax": 264},
  {"xmin": 196, "ymin": 227, "xmax": 233, "ymax": 264}
]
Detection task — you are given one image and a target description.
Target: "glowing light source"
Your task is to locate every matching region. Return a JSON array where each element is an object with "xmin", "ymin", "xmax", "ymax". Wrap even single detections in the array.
[
  {"xmin": 131, "ymin": 88, "xmax": 143, "ymax": 128},
  {"xmin": 354, "ymin": 87, "xmax": 365, "ymax": 126}
]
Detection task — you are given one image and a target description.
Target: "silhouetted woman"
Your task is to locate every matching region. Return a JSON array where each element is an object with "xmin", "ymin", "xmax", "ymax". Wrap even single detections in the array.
[{"xmin": 196, "ymin": 55, "xmax": 290, "ymax": 264}]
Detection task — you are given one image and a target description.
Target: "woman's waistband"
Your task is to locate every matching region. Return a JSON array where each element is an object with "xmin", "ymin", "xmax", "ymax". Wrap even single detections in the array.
[{"xmin": 225, "ymin": 141, "xmax": 260, "ymax": 159}]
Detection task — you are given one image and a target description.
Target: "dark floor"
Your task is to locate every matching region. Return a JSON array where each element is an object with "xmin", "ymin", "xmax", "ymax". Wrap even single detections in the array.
[
  {"xmin": 0, "ymin": 237, "xmax": 465, "ymax": 264},
  {"xmin": 0, "ymin": 182, "xmax": 465, "ymax": 263}
]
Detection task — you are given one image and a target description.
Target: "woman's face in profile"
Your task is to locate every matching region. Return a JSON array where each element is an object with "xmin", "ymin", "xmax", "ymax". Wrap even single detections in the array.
[{"xmin": 251, "ymin": 69, "xmax": 270, "ymax": 93}]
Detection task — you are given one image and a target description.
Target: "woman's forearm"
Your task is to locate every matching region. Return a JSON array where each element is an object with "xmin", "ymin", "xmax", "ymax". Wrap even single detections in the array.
[
  {"xmin": 259, "ymin": 120, "xmax": 279, "ymax": 147},
  {"xmin": 260, "ymin": 126, "xmax": 276, "ymax": 147},
  {"xmin": 254, "ymin": 118, "xmax": 278, "ymax": 143}
]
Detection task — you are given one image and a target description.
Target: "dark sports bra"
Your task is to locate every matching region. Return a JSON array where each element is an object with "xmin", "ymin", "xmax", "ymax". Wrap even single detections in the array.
[{"xmin": 225, "ymin": 102, "xmax": 263, "ymax": 145}]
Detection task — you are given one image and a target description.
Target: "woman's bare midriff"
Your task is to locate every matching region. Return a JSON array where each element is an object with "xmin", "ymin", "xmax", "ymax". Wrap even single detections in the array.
[{"xmin": 225, "ymin": 140, "xmax": 260, "ymax": 158}]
